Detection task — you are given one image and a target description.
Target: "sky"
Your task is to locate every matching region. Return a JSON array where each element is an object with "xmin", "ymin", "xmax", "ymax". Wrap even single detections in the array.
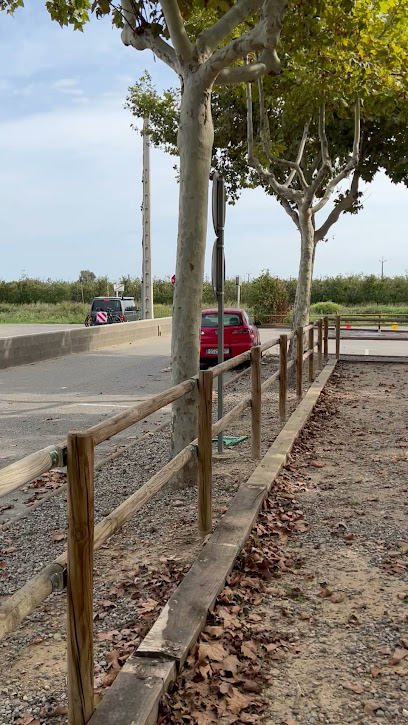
[{"xmin": 0, "ymin": 4, "xmax": 407, "ymax": 284}]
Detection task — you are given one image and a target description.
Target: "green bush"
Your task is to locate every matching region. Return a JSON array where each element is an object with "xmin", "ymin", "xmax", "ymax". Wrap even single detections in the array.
[
  {"xmin": 247, "ymin": 271, "xmax": 289, "ymax": 324},
  {"xmin": 310, "ymin": 301, "xmax": 341, "ymax": 315}
]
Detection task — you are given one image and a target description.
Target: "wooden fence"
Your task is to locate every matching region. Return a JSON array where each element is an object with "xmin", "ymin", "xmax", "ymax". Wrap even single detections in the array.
[{"xmin": 0, "ymin": 319, "xmax": 329, "ymax": 724}]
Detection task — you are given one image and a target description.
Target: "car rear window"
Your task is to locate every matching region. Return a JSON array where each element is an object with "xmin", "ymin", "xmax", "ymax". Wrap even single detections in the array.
[
  {"xmin": 91, "ymin": 299, "xmax": 122, "ymax": 312},
  {"xmin": 201, "ymin": 312, "xmax": 243, "ymax": 327}
]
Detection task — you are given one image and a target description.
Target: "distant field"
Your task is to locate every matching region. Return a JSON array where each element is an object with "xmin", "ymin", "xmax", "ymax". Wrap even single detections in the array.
[
  {"xmin": 0, "ymin": 302, "xmax": 173, "ymax": 324},
  {"xmin": 1, "ymin": 301, "xmax": 407, "ymax": 326}
]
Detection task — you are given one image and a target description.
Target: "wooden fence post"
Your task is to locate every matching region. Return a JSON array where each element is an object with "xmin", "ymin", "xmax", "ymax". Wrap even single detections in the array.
[
  {"xmin": 317, "ymin": 319, "xmax": 323, "ymax": 369},
  {"xmin": 324, "ymin": 316, "xmax": 329, "ymax": 360},
  {"xmin": 67, "ymin": 431, "xmax": 94, "ymax": 725},
  {"xmin": 335, "ymin": 314, "xmax": 341, "ymax": 360},
  {"xmin": 296, "ymin": 326, "xmax": 303, "ymax": 397},
  {"xmin": 251, "ymin": 345, "xmax": 262, "ymax": 460},
  {"xmin": 198, "ymin": 370, "xmax": 213, "ymax": 536},
  {"xmin": 279, "ymin": 334, "xmax": 287, "ymax": 422},
  {"xmin": 308, "ymin": 326, "xmax": 314, "ymax": 382}
]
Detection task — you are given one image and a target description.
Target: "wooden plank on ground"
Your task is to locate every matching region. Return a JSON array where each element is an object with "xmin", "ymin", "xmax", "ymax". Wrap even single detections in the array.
[
  {"xmin": 89, "ymin": 658, "xmax": 176, "ymax": 725},
  {"xmin": 87, "ymin": 360, "xmax": 338, "ymax": 725},
  {"xmin": 137, "ymin": 541, "xmax": 239, "ymax": 665},
  {"xmin": 211, "ymin": 482, "xmax": 268, "ymax": 551}
]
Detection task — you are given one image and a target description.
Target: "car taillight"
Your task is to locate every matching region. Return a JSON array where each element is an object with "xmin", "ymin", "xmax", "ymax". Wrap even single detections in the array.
[{"xmin": 232, "ymin": 329, "xmax": 250, "ymax": 335}]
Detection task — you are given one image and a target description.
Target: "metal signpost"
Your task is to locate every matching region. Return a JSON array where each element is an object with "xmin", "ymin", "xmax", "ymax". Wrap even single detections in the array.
[
  {"xmin": 211, "ymin": 172, "xmax": 226, "ymax": 454},
  {"xmin": 114, "ymin": 283, "xmax": 124, "ymax": 298},
  {"xmin": 141, "ymin": 116, "xmax": 153, "ymax": 320},
  {"xmin": 236, "ymin": 275, "xmax": 241, "ymax": 308}
]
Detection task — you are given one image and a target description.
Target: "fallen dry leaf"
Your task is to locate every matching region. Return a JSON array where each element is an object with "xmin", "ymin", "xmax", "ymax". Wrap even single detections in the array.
[
  {"xmin": 199, "ymin": 642, "xmax": 228, "ymax": 663},
  {"xmin": 389, "ymin": 648, "xmax": 408, "ymax": 665},
  {"xmin": 221, "ymin": 655, "xmax": 240, "ymax": 675},
  {"xmin": 318, "ymin": 587, "xmax": 333, "ymax": 599},
  {"xmin": 50, "ymin": 530, "xmax": 66, "ymax": 542},
  {"xmin": 330, "ymin": 592, "xmax": 345, "ymax": 603},
  {"xmin": 241, "ymin": 641, "xmax": 257, "ymax": 660},
  {"xmin": 224, "ymin": 685, "xmax": 252, "ymax": 715},
  {"xmin": 139, "ymin": 598, "xmax": 158, "ymax": 613},
  {"xmin": 345, "ymin": 682, "xmax": 364, "ymax": 694},
  {"xmin": 191, "ymin": 710, "xmax": 215, "ymax": 725},
  {"xmin": 29, "ymin": 635, "xmax": 43, "ymax": 645},
  {"xmin": 364, "ymin": 699, "xmax": 382, "ymax": 716}
]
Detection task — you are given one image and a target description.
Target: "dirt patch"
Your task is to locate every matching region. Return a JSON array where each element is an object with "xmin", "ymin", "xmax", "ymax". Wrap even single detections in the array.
[{"xmin": 159, "ymin": 362, "xmax": 408, "ymax": 725}]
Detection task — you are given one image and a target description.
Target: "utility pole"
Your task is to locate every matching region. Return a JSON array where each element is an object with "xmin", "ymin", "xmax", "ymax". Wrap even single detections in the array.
[
  {"xmin": 379, "ymin": 257, "xmax": 387, "ymax": 280},
  {"xmin": 141, "ymin": 117, "xmax": 153, "ymax": 320}
]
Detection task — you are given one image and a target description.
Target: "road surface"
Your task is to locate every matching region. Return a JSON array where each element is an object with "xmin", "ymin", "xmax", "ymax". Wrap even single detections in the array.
[{"xmin": 1, "ymin": 326, "xmax": 408, "ymax": 466}]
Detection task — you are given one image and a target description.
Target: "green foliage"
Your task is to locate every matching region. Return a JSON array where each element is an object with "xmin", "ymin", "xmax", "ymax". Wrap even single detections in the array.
[
  {"xmin": 126, "ymin": 0, "xmax": 408, "ymax": 202},
  {"xmin": 0, "ymin": 302, "xmax": 88, "ymax": 324},
  {"xmin": 310, "ymin": 301, "xmax": 341, "ymax": 315},
  {"xmin": 2, "ymin": 273, "xmax": 408, "ymax": 311},
  {"xmin": 247, "ymin": 271, "xmax": 289, "ymax": 324}
]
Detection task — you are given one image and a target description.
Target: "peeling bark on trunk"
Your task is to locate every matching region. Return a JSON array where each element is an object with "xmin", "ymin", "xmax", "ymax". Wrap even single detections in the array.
[
  {"xmin": 293, "ymin": 207, "xmax": 315, "ymax": 330},
  {"xmin": 170, "ymin": 76, "xmax": 214, "ymax": 477}
]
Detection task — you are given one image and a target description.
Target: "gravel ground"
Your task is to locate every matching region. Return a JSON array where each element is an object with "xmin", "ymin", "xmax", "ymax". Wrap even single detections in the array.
[
  {"xmin": 157, "ymin": 361, "xmax": 408, "ymax": 725},
  {"xmin": 0, "ymin": 352, "xmax": 315, "ymax": 725},
  {"xmin": 259, "ymin": 362, "xmax": 408, "ymax": 725}
]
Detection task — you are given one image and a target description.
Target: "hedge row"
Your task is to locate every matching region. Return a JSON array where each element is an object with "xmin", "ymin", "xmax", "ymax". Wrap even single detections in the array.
[{"xmin": 1, "ymin": 274, "xmax": 407, "ymax": 307}]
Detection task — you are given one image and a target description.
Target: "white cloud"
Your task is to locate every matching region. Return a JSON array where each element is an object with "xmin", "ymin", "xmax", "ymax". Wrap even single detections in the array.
[{"xmin": 53, "ymin": 78, "xmax": 84, "ymax": 96}]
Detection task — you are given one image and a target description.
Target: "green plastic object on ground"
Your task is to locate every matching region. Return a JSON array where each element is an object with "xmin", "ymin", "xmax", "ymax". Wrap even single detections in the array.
[{"xmin": 212, "ymin": 435, "xmax": 248, "ymax": 447}]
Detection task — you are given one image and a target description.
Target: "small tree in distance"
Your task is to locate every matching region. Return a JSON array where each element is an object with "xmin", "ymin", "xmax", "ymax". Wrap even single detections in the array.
[{"xmin": 248, "ymin": 271, "xmax": 289, "ymax": 324}]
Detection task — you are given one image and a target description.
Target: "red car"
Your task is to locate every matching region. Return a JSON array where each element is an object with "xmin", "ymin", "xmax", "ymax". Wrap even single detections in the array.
[{"xmin": 200, "ymin": 308, "xmax": 260, "ymax": 365}]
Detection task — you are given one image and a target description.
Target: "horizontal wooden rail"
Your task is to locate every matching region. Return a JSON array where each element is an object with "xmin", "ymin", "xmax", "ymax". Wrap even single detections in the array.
[
  {"xmin": 87, "ymin": 379, "xmax": 196, "ymax": 446},
  {"xmin": 212, "ymin": 396, "xmax": 251, "ymax": 437},
  {"xmin": 261, "ymin": 369, "xmax": 280, "ymax": 393},
  {"xmin": 259, "ymin": 335, "xmax": 280, "ymax": 353},
  {"xmin": 0, "ymin": 445, "xmax": 66, "ymax": 500},
  {"xmin": 0, "ymin": 444, "xmax": 195, "ymax": 640},
  {"xmin": 303, "ymin": 349, "xmax": 313, "ymax": 362},
  {"xmin": 224, "ymin": 366, "xmax": 250, "ymax": 389},
  {"xmin": 212, "ymin": 350, "xmax": 251, "ymax": 377}
]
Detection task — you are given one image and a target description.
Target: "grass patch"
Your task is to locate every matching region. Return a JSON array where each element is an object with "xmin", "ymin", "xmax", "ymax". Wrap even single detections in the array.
[{"xmin": 0, "ymin": 302, "xmax": 89, "ymax": 324}]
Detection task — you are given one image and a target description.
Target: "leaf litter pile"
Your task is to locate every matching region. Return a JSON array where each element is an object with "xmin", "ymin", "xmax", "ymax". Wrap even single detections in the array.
[{"xmin": 159, "ymin": 363, "xmax": 408, "ymax": 725}]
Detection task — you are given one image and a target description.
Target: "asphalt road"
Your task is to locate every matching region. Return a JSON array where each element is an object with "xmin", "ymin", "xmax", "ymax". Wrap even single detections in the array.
[
  {"xmin": 1, "ymin": 326, "xmax": 408, "ymax": 467},
  {"xmin": 0, "ymin": 335, "xmax": 173, "ymax": 466}
]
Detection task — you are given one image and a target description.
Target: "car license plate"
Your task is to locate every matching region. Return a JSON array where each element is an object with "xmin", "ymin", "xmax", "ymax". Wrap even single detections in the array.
[{"xmin": 206, "ymin": 348, "xmax": 228, "ymax": 355}]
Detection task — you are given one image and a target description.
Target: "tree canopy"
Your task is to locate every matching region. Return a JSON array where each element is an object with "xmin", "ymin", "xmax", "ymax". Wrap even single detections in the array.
[{"xmin": 127, "ymin": 0, "xmax": 408, "ymax": 198}]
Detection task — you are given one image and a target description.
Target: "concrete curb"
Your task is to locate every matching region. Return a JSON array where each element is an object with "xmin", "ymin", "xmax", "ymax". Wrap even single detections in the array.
[
  {"xmin": 0, "ymin": 318, "xmax": 172, "ymax": 369},
  {"xmin": 88, "ymin": 360, "xmax": 337, "ymax": 725},
  {"xmin": 340, "ymin": 354, "xmax": 408, "ymax": 364}
]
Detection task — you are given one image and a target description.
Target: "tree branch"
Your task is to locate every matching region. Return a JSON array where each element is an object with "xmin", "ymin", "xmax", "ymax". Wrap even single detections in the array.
[
  {"xmin": 215, "ymin": 49, "xmax": 280, "ymax": 84},
  {"xmin": 279, "ymin": 197, "xmax": 300, "ymax": 229},
  {"xmin": 212, "ymin": 0, "xmax": 287, "ymax": 85},
  {"xmin": 318, "ymin": 104, "xmax": 331, "ymax": 168},
  {"xmin": 121, "ymin": 0, "xmax": 178, "ymax": 72},
  {"xmin": 285, "ymin": 122, "xmax": 309, "ymax": 187},
  {"xmin": 160, "ymin": 0, "xmax": 193, "ymax": 60},
  {"xmin": 245, "ymin": 60, "xmax": 254, "ymax": 159},
  {"xmin": 257, "ymin": 76, "xmax": 309, "ymax": 190},
  {"xmin": 314, "ymin": 167, "xmax": 361, "ymax": 242},
  {"xmin": 312, "ymin": 99, "xmax": 361, "ymax": 214},
  {"xmin": 196, "ymin": 0, "xmax": 263, "ymax": 59},
  {"xmin": 208, "ymin": 25, "xmax": 265, "ymax": 80}
]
